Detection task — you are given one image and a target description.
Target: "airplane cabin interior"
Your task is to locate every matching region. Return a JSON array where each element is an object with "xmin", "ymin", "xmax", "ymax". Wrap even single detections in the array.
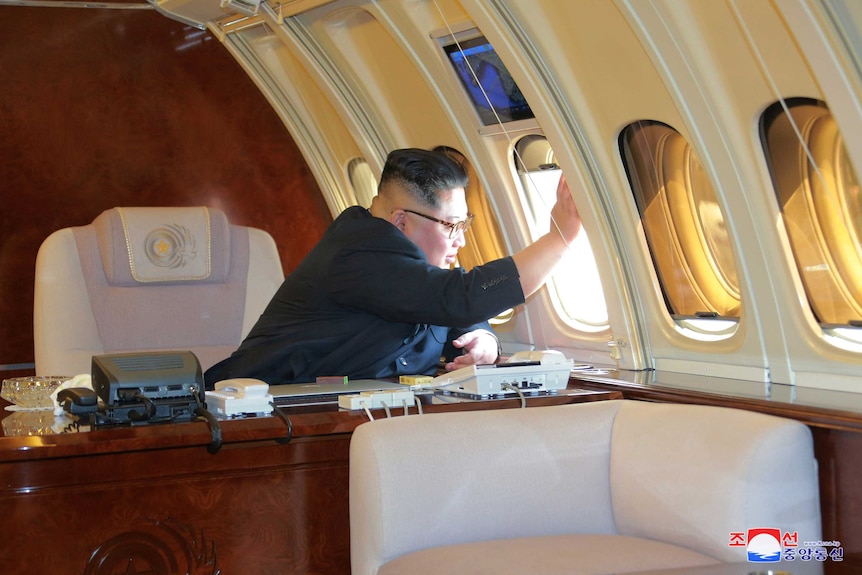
[{"xmin": 1, "ymin": 0, "xmax": 861, "ymax": 574}]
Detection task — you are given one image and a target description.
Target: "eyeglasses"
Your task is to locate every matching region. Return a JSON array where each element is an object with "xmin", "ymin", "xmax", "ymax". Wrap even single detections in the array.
[{"xmin": 402, "ymin": 209, "xmax": 474, "ymax": 239}]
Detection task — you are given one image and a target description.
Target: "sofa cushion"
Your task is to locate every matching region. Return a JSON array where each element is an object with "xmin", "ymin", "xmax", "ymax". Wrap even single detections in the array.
[
  {"xmin": 378, "ymin": 534, "xmax": 720, "ymax": 575},
  {"xmin": 350, "ymin": 401, "xmax": 625, "ymax": 573}
]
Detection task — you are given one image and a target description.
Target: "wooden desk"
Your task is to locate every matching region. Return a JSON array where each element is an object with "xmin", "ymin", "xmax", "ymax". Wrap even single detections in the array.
[{"xmin": 0, "ymin": 387, "xmax": 619, "ymax": 575}]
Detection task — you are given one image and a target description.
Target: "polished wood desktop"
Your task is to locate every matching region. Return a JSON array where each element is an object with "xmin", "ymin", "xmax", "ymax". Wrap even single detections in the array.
[{"xmin": 0, "ymin": 387, "xmax": 619, "ymax": 575}]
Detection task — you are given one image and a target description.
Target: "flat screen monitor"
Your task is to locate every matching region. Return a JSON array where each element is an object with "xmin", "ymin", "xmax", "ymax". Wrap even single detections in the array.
[{"xmin": 443, "ymin": 35, "xmax": 535, "ymax": 127}]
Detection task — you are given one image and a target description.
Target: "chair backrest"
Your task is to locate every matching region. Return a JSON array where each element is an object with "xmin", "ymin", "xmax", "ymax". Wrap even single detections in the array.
[{"xmin": 33, "ymin": 207, "xmax": 284, "ymax": 376}]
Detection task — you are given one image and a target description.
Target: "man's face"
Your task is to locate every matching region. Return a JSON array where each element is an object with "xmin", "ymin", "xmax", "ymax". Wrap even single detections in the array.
[{"xmin": 401, "ymin": 188, "xmax": 469, "ymax": 268}]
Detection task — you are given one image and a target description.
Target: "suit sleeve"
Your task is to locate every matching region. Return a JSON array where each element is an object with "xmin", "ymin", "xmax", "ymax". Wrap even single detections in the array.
[{"xmin": 327, "ymin": 235, "xmax": 525, "ymax": 327}]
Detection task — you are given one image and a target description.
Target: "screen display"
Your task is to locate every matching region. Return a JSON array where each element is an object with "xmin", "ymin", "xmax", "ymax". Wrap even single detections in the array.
[{"xmin": 443, "ymin": 35, "xmax": 535, "ymax": 127}]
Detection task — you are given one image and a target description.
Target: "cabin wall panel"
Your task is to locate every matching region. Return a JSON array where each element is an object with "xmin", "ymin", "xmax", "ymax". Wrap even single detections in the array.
[
  {"xmin": 313, "ymin": 6, "xmax": 459, "ymax": 149},
  {"xmin": 0, "ymin": 7, "xmax": 331, "ymax": 369},
  {"xmin": 236, "ymin": 25, "xmax": 368, "ymax": 214}
]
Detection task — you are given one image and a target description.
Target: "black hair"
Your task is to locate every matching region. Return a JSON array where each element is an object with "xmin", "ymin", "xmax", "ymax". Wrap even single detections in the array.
[{"xmin": 378, "ymin": 148, "xmax": 469, "ymax": 209}]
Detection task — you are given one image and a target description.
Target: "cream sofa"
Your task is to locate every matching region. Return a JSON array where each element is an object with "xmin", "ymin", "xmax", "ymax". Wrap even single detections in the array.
[{"xmin": 349, "ymin": 399, "xmax": 821, "ymax": 575}]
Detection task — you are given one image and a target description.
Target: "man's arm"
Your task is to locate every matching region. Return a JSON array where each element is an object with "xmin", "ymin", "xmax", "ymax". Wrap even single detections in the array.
[
  {"xmin": 511, "ymin": 175, "xmax": 581, "ymax": 298},
  {"xmin": 442, "ymin": 175, "xmax": 579, "ymax": 372}
]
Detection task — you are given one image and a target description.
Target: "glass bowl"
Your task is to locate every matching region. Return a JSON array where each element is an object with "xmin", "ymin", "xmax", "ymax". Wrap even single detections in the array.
[
  {"xmin": 1, "ymin": 376, "xmax": 70, "ymax": 409},
  {"xmin": 2, "ymin": 410, "xmax": 67, "ymax": 436}
]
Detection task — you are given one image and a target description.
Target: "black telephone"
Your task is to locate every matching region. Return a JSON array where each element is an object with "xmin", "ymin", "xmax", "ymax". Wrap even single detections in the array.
[{"xmin": 57, "ymin": 387, "xmax": 99, "ymax": 415}]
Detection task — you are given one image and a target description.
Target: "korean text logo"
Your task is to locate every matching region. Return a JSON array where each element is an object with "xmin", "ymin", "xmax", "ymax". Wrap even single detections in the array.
[{"xmin": 729, "ymin": 528, "xmax": 842, "ymax": 563}]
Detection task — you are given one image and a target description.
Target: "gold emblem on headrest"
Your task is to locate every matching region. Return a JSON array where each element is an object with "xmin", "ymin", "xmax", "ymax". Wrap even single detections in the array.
[{"xmin": 144, "ymin": 224, "xmax": 197, "ymax": 268}]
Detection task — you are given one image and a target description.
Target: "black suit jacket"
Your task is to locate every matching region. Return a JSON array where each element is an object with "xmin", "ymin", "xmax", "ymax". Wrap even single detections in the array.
[{"xmin": 205, "ymin": 207, "xmax": 525, "ymax": 385}]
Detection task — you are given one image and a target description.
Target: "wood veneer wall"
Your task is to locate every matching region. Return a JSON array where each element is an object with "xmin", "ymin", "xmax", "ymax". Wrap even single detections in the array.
[{"xmin": 0, "ymin": 6, "xmax": 332, "ymax": 371}]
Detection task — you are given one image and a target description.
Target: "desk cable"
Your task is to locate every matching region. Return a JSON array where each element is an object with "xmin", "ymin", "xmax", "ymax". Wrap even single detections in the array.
[
  {"xmin": 192, "ymin": 388, "xmax": 223, "ymax": 454},
  {"xmin": 500, "ymin": 383, "xmax": 527, "ymax": 409},
  {"xmin": 271, "ymin": 402, "xmax": 293, "ymax": 444},
  {"xmin": 360, "ymin": 400, "xmax": 374, "ymax": 421}
]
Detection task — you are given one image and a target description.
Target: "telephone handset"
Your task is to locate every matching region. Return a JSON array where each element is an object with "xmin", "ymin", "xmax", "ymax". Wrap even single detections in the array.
[
  {"xmin": 215, "ymin": 378, "xmax": 270, "ymax": 398},
  {"xmin": 506, "ymin": 349, "xmax": 594, "ymax": 371},
  {"xmin": 505, "ymin": 349, "xmax": 569, "ymax": 365},
  {"xmin": 207, "ymin": 378, "xmax": 273, "ymax": 416}
]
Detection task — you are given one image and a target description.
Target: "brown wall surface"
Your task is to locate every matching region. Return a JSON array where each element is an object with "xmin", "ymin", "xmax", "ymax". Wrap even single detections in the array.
[{"xmin": 0, "ymin": 6, "xmax": 333, "ymax": 370}]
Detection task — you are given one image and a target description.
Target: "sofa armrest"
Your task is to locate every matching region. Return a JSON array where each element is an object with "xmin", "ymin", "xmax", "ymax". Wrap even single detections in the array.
[{"xmin": 610, "ymin": 401, "xmax": 821, "ymax": 562}]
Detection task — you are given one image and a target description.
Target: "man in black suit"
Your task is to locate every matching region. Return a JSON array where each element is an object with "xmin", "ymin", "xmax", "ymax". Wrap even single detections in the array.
[{"xmin": 205, "ymin": 148, "xmax": 580, "ymax": 385}]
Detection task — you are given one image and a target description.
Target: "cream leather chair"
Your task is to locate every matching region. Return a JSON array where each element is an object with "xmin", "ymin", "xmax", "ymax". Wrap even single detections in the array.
[
  {"xmin": 350, "ymin": 399, "xmax": 822, "ymax": 575},
  {"xmin": 34, "ymin": 206, "xmax": 284, "ymax": 377}
]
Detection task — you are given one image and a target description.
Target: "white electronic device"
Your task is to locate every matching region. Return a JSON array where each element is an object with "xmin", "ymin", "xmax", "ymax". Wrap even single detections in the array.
[
  {"xmin": 206, "ymin": 378, "xmax": 273, "ymax": 416},
  {"xmin": 338, "ymin": 389, "xmax": 415, "ymax": 411},
  {"xmin": 432, "ymin": 350, "xmax": 575, "ymax": 397}
]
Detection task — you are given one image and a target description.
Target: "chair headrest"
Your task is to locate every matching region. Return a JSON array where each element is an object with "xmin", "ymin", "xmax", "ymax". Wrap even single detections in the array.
[{"xmin": 93, "ymin": 207, "xmax": 232, "ymax": 286}]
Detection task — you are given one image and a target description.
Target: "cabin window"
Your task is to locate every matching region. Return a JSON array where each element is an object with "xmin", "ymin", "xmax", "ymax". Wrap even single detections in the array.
[
  {"xmin": 761, "ymin": 99, "xmax": 862, "ymax": 347},
  {"xmin": 347, "ymin": 158, "xmax": 377, "ymax": 208},
  {"xmin": 619, "ymin": 121, "xmax": 741, "ymax": 338},
  {"xmin": 514, "ymin": 136, "xmax": 608, "ymax": 331}
]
